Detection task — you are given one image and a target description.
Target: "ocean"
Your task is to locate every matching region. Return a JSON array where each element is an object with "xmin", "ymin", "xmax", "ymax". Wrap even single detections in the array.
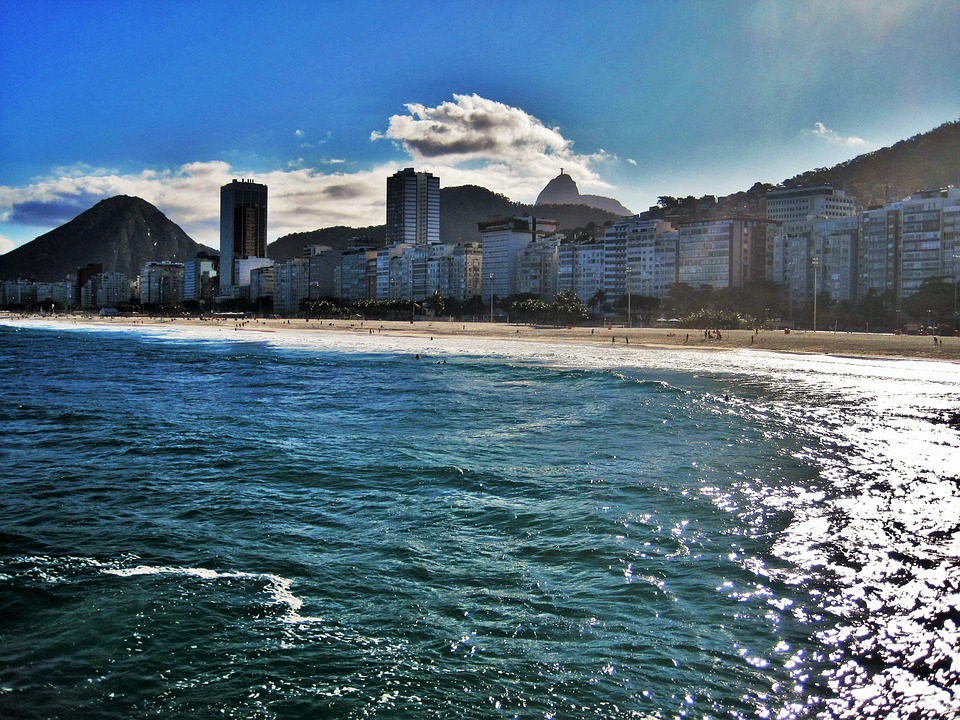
[{"xmin": 1, "ymin": 320, "xmax": 958, "ymax": 719}]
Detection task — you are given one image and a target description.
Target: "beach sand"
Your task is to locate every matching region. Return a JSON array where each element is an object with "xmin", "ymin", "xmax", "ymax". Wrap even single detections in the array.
[{"xmin": 11, "ymin": 314, "xmax": 960, "ymax": 362}]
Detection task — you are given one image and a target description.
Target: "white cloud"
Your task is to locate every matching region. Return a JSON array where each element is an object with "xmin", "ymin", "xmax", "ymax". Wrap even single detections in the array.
[
  {"xmin": 802, "ymin": 122, "xmax": 867, "ymax": 146},
  {"xmin": 0, "ymin": 234, "xmax": 15, "ymax": 254},
  {"xmin": 627, "ymin": 158, "xmax": 638, "ymax": 166},
  {"xmin": 372, "ymin": 93, "xmax": 612, "ymax": 197},
  {"xmin": 0, "ymin": 161, "xmax": 391, "ymax": 250}
]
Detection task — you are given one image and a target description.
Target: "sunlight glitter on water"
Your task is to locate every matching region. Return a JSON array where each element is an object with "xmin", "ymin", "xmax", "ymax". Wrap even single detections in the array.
[{"xmin": 4, "ymin": 320, "xmax": 960, "ymax": 719}]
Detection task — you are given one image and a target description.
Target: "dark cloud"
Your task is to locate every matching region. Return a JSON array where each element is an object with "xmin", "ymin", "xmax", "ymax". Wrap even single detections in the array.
[
  {"xmin": 323, "ymin": 184, "xmax": 363, "ymax": 200},
  {"xmin": 404, "ymin": 137, "xmax": 498, "ymax": 158},
  {"xmin": 10, "ymin": 194, "xmax": 104, "ymax": 227}
]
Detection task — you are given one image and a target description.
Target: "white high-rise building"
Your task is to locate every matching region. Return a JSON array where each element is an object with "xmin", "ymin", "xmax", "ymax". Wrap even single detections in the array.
[
  {"xmin": 139, "ymin": 262, "xmax": 184, "ymax": 307},
  {"xmin": 677, "ymin": 218, "xmax": 773, "ymax": 289},
  {"xmin": 515, "ymin": 235, "xmax": 560, "ymax": 300},
  {"xmin": 558, "ymin": 239, "xmax": 605, "ymax": 306},
  {"xmin": 766, "ymin": 186, "xmax": 858, "ymax": 303},
  {"xmin": 603, "ymin": 217, "xmax": 674, "ymax": 299},
  {"xmin": 273, "ymin": 258, "xmax": 310, "ymax": 315},
  {"xmin": 386, "ymin": 168, "xmax": 440, "ymax": 246},
  {"xmin": 766, "ymin": 185, "xmax": 857, "ymax": 224},
  {"xmin": 899, "ymin": 187, "xmax": 960, "ymax": 297}
]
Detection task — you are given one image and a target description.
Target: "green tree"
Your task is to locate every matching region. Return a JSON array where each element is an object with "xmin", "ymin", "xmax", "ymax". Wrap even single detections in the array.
[
  {"xmin": 424, "ymin": 290, "xmax": 446, "ymax": 318},
  {"xmin": 587, "ymin": 289, "xmax": 607, "ymax": 322},
  {"xmin": 512, "ymin": 298, "xmax": 550, "ymax": 323},
  {"xmin": 902, "ymin": 277, "xmax": 953, "ymax": 325},
  {"xmin": 552, "ymin": 290, "xmax": 588, "ymax": 325}
]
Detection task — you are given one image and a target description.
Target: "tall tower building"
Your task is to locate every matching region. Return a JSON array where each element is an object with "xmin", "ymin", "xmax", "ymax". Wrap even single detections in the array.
[
  {"xmin": 220, "ymin": 179, "xmax": 268, "ymax": 288},
  {"xmin": 386, "ymin": 168, "xmax": 440, "ymax": 246}
]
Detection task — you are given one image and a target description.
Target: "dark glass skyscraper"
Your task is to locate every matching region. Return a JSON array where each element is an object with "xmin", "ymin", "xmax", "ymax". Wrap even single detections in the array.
[
  {"xmin": 220, "ymin": 179, "xmax": 268, "ymax": 288},
  {"xmin": 386, "ymin": 168, "xmax": 440, "ymax": 246}
]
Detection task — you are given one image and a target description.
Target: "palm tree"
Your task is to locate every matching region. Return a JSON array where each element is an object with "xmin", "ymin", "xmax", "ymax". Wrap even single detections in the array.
[
  {"xmin": 587, "ymin": 289, "xmax": 607, "ymax": 324},
  {"xmin": 424, "ymin": 290, "xmax": 446, "ymax": 318}
]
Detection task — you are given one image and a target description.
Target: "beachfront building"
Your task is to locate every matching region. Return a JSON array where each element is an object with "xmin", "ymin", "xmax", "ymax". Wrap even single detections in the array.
[
  {"xmin": 816, "ymin": 217, "xmax": 859, "ymax": 302},
  {"xmin": 412, "ymin": 242, "xmax": 450, "ymax": 300},
  {"xmin": 770, "ymin": 216, "xmax": 859, "ymax": 303},
  {"xmin": 557, "ymin": 238, "xmax": 605, "ymax": 305},
  {"xmin": 676, "ymin": 218, "xmax": 772, "ymax": 289},
  {"xmin": 855, "ymin": 187, "xmax": 960, "ymax": 306},
  {"xmin": 80, "ymin": 271, "xmax": 133, "ymax": 310},
  {"xmin": 652, "ymin": 230, "xmax": 680, "ymax": 297},
  {"xmin": 1, "ymin": 277, "xmax": 77, "ymax": 310},
  {"xmin": 336, "ymin": 248, "xmax": 378, "ymax": 302},
  {"xmin": 233, "ymin": 257, "xmax": 275, "ymax": 292},
  {"xmin": 139, "ymin": 262, "xmax": 184, "ymax": 307},
  {"xmin": 480, "ymin": 216, "xmax": 559, "ymax": 305},
  {"xmin": 603, "ymin": 217, "xmax": 674, "ymax": 300},
  {"xmin": 858, "ymin": 204, "xmax": 901, "ymax": 300},
  {"xmin": 766, "ymin": 185, "xmax": 857, "ymax": 224},
  {"xmin": 46, "ymin": 278, "xmax": 76, "ymax": 310},
  {"xmin": 514, "ymin": 234, "xmax": 560, "ymax": 300},
  {"xmin": 273, "ymin": 258, "xmax": 310, "ymax": 315},
  {"xmin": 447, "ymin": 242, "xmax": 484, "ymax": 302},
  {"xmin": 304, "ymin": 244, "xmax": 335, "ymax": 300},
  {"xmin": 0, "ymin": 279, "xmax": 37, "ymax": 308},
  {"xmin": 249, "ymin": 265, "xmax": 274, "ymax": 307},
  {"xmin": 376, "ymin": 243, "xmax": 413, "ymax": 300},
  {"xmin": 766, "ymin": 185, "xmax": 858, "ymax": 304},
  {"xmin": 404, "ymin": 241, "xmax": 478, "ymax": 303},
  {"xmin": 899, "ymin": 187, "xmax": 960, "ymax": 297},
  {"xmin": 75, "ymin": 263, "xmax": 103, "ymax": 308},
  {"xmin": 386, "ymin": 168, "xmax": 440, "ymax": 246},
  {"xmin": 219, "ymin": 179, "xmax": 268, "ymax": 290},
  {"xmin": 183, "ymin": 253, "xmax": 219, "ymax": 305}
]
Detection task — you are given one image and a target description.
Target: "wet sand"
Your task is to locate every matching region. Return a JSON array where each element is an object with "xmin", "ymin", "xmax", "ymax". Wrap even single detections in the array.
[{"xmin": 12, "ymin": 314, "xmax": 960, "ymax": 362}]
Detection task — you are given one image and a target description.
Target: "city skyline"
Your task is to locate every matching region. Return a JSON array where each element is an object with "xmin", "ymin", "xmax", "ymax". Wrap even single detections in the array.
[{"xmin": 1, "ymin": 1, "xmax": 958, "ymax": 255}]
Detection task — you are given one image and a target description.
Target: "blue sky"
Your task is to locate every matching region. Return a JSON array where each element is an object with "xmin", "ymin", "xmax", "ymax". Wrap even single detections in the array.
[{"xmin": 1, "ymin": 0, "xmax": 958, "ymax": 254}]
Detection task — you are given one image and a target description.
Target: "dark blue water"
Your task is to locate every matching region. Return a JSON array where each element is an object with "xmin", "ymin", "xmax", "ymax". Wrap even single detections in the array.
[{"xmin": 2, "ymin": 322, "xmax": 958, "ymax": 719}]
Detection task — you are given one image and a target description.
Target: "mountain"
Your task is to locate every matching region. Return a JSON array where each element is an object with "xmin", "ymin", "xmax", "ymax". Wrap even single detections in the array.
[
  {"xmin": 439, "ymin": 185, "xmax": 524, "ymax": 245},
  {"xmin": 267, "ymin": 225, "xmax": 387, "ymax": 263},
  {"xmin": 0, "ymin": 196, "xmax": 215, "ymax": 282},
  {"xmin": 536, "ymin": 171, "xmax": 633, "ymax": 215},
  {"xmin": 779, "ymin": 119, "xmax": 960, "ymax": 206}
]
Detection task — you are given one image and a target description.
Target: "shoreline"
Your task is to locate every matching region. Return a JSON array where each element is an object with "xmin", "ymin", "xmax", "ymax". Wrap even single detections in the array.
[{"xmin": 4, "ymin": 313, "xmax": 959, "ymax": 363}]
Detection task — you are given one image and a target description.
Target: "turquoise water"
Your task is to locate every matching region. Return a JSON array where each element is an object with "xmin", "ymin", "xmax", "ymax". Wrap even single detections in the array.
[{"xmin": 2, "ymin": 321, "xmax": 958, "ymax": 719}]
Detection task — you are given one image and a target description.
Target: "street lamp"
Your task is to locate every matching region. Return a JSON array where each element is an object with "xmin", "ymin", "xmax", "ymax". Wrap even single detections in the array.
[
  {"xmin": 953, "ymin": 255, "xmax": 959, "ymax": 323},
  {"xmin": 626, "ymin": 265, "xmax": 632, "ymax": 328},
  {"xmin": 489, "ymin": 272, "xmax": 494, "ymax": 324},
  {"xmin": 811, "ymin": 256, "xmax": 820, "ymax": 332}
]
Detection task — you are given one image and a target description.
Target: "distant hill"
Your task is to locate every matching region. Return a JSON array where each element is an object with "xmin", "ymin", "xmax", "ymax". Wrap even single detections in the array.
[
  {"xmin": 535, "ymin": 171, "xmax": 633, "ymax": 215},
  {"xmin": 442, "ymin": 184, "xmax": 625, "ymax": 243},
  {"xmin": 655, "ymin": 119, "xmax": 960, "ymax": 221},
  {"xmin": 267, "ymin": 225, "xmax": 387, "ymax": 263},
  {"xmin": 780, "ymin": 119, "xmax": 960, "ymax": 206},
  {"xmin": 0, "ymin": 196, "xmax": 215, "ymax": 282}
]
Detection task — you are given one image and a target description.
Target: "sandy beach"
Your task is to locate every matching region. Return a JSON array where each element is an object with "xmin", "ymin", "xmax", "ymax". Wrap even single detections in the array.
[{"xmin": 8, "ymin": 313, "xmax": 959, "ymax": 362}]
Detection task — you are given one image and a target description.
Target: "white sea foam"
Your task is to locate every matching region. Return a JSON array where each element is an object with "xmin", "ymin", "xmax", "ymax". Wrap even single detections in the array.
[{"xmin": 103, "ymin": 564, "xmax": 321, "ymax": 623}]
